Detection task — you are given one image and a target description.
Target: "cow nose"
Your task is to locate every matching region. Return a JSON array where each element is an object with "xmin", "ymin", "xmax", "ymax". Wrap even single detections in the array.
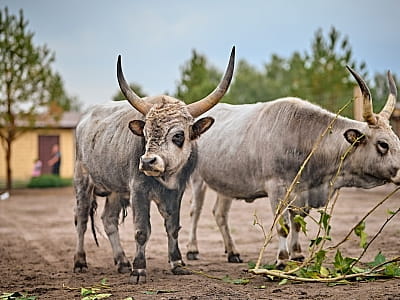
[{"xmin": 141, "ymin": 157, "xmax": 157, "ymax": 167}]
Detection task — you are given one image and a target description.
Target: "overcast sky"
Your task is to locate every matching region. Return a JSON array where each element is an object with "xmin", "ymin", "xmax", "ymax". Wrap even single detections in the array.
[{"xmin": 3, "ymin": 0, "xmax": 400, "ymax": 109}]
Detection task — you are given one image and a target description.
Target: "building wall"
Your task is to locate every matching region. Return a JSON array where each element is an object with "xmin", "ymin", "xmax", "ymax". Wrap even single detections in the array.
[{"xmin": 0, "ymin": 128, "xmax": 75, "ymax": 181}]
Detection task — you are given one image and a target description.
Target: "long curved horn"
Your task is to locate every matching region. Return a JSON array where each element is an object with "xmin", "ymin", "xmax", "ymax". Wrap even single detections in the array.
[
  {"xmin": 346, "ymin": 65, "xmax": 377, "ymax": 125},
  {"xmin": 379, "ymin": 71, "xmax": 398, "ymax": 120},
  {"xmin": 187, "ymin": 46, "xmax": 235, "ymax": 118},
  {"xmin": 117, "ymin": 55, "xmax": 152, "ymax": 115}
]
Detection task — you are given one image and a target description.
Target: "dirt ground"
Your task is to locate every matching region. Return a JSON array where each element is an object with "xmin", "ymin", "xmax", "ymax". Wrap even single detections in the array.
[{"xmin": 0, "ymin": 184, "xmax": 399, "ymax": 299}]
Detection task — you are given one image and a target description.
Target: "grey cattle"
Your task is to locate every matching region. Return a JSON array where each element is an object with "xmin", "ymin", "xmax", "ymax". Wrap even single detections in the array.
[
  {"xmin": 187, "ymin": 67, "xmax": 400, "ymax": 267},
  {"xmin": 73, "ymin": 47, "xmax": 235, "ymax": 283}
]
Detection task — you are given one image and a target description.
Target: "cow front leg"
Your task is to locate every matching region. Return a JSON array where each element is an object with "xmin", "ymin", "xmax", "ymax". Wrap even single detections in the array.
[
  {"xmin": 101, "ymin": 193, "xmax": 131, "ymax": 273},
  {"xmin": 187, "ymin": 174, "xmax": 206, "ymax": 261},
  {"xmin": 156, "ymin": 194, "xmax": 191, "ymax": 275},
  {"xmin": 289, "ymin": 211, "xmax": 305, "ymax": 262},
  {"xmin": 130, "ymin": 192, "xmax": 151, "ymax": 284},
  {"xmin": 213, "ymin": 194, "xmax": 242, "ymax": 263}
]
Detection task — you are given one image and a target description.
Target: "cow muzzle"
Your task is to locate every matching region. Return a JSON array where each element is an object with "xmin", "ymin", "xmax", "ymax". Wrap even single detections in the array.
[
  {"xmin": 392, "ymin": 169, "xmax": 400, "ymax": 185},
  {"xmin": 139, "ymin": 154, "xmax": 165, "ymax": 177}
]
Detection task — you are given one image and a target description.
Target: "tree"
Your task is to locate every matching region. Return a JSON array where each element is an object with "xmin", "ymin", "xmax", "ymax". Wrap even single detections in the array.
[
  {"xmin": 112, "ymin": 82, "xmax": 146, "ymax": 101},
  {"xmin": 223, "ymin": 59, "xmax": 266, "ymax": 104},
  {"xmin": 174, "ymin": 49, "xmax": 221, "ymax": 104},
  {"xmin": 0, "ymin": 7, "xmax": 74, "ymax": 191},
  {"xmin": 370, "ymin": 72, "xmax": 400, "ymax": 113}
]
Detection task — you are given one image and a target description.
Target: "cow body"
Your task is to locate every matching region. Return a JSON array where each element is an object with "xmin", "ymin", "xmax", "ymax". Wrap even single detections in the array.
[
  {"xmin": 187, "ymin": 70, "xmax": 400, "ymax": 266},
  {"xmin": 73, "ymin": 48, "xmax": 235, "ymax": 283}
]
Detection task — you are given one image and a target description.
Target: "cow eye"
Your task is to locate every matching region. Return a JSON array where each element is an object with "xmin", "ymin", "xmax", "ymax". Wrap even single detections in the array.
[
  {"xmin": 172, "ymin": 131, "xmax": 185, "ymax": 148},
  {"xmin": 377, "ymin": 141, "xmax": 389, "ymax": 155}
]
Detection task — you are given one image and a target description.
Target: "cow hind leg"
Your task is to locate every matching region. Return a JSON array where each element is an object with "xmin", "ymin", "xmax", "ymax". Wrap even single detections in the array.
[
  {"xmin": 213, "ymin": 194, "xmax": 242, "ymax": 263},
  {"xmin": 101, "ymin": 193, "xmax": 131, "ymax": 273},
  {"xmin": 187, "ymin": 174, "xmax": 206, "ymax": 261},
  {"xmin": 73, "ymin": 168, "xmax": 92, "ymax": 272}
]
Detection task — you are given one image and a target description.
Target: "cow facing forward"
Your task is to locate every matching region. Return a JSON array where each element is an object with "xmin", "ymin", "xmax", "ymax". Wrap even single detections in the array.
[
  {"xmin": 73, "ymin": 47, "xmax": 235, "ymax": 283},
  {"xmin": 187, "ymin": 67, "xmax": 400, "ymax": 267}
]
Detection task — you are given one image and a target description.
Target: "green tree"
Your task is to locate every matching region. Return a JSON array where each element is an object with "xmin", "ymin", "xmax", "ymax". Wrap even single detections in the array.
[
  {"xmin": 224, "ymin": 59, "xmax": 266, "ymax": 104},
  {"xmin": 370, "ymin": 71, "xmax": 400, "ymax": 113},
  {"xmin": 0, "ymin": 7, "xmax": 73, "ymax": 191},
  {"xmin": 112, "ymin": 82, "xmax": 147, "ymax": 101},
  {"xmin": 261, "ymin": 27, "xmax": 368, "ymax": 116},
  {"xmin": 174, "ymin": 49, "xmax": 221, "ymax": 104}
]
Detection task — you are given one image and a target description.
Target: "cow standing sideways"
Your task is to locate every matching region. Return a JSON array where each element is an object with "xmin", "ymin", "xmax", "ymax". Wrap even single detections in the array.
[
  {"xmin": 187, "ymin": 67, "xmax": 400, "ymax": 267},
  {"xmin": 73, "ymin": 47, "xmax": 235, "ymax": 283}
]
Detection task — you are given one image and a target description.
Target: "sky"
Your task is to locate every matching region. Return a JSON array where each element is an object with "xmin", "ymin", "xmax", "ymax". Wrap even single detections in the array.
[{"xmin": 2, "ymin": 0, "xmax": 400, "ymax": 109}]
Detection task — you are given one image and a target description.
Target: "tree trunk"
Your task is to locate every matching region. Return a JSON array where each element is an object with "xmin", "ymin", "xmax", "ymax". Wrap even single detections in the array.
[{"xmin": 5, "ymin": 138, "xmax": 12, "ymax": 191}]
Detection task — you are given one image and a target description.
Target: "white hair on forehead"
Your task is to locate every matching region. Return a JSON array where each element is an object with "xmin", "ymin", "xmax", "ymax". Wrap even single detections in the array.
[{"xmin": 146, "ymin": 97, "xmax": 194, "ymax": 128}]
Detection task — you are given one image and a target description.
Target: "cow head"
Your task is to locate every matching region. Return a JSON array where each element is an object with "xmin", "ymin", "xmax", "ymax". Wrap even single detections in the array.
[
  {"xmin": 344, "ymin": 66, "xmax": 400, "ymax": 186},
  {"xmin": 117, "ymin": 47, "xmax": 235, "ymax": 188}
]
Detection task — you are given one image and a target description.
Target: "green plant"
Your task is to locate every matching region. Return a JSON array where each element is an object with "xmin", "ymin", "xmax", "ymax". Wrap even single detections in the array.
[
  {"xmin": 248, "ymin": 100, "xmax": 400, "ymax": 284},
  {"xmin": 27, "ymin": 175, "xmax": 72, "ymax": 188},
  {"xmin": 0, "ymin": 292, "xmax": 37, "ymax": 300}
]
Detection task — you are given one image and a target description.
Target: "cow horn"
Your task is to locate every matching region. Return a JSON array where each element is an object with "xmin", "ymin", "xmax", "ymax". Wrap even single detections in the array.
[
  {"xmin": 117, "ymin": 55, "xmax": 152, "ymax": 115},
  {"xmin": 346, "ymin": 65, "xmax": 377, "ymax": 125},
  {"xmin": 379, "ymin": 71, "xmax": 397, "ymax": 120},
  {"xmin": 187, "ymin": 46, "xmax": 235, "ymax": 118}
]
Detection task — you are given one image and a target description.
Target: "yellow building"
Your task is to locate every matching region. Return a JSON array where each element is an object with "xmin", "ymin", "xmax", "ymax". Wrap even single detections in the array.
[{"xmin": 0, "ymin": 112, "xmax": 81, "ymax": 183}]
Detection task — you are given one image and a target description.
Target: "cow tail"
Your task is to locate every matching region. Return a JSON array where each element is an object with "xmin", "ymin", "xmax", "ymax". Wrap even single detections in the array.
[
  {"xmin": 120, "ymin": 196, "xmax": 130, "ymax": 224},
  {"xmin": 90, "ymin": 196, "xmax": 99, "ymax": 247}
]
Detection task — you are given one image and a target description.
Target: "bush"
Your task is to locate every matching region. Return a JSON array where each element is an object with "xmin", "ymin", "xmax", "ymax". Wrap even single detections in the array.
[{"xmin": 27, "ymin": 175, "xmax": 72, "ymax": 188}]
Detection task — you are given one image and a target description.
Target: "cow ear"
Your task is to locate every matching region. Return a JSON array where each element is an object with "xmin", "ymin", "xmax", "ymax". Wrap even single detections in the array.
[
  {"xmin": 190, "ymin": 117, "xmax": 215, "ymax": 140},
  {"xmin": 344, "ymin": 129, "xmax": 365, "ymax": 145},
  {"xmin": 129, "ymin": 120, "xmax": 145, "ymax": 137}
]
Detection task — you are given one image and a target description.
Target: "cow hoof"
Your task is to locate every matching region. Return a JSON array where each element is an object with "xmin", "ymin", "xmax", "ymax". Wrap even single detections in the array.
[
  {"xmin": 130, "ymin": 269, "xmax": 146, "ymax": 284},
  {"xmin": 73, "ymin": 252, "xmax": 88, "ymax": 273},
  {"xmin": 172, "ymin": 265, "xmax": 192, "ymax": 275},
  {"xmin": 275, "ymin": 262, "xmax": 286, "ymax": 270},
  {"xmin": 73, "ymin": 261, "xmax": 88, "ymax": 273},
  {"xmin": 291, "ymin": 255, "xmax": 305, "ymax": 262},
  {"xmin": 228, "ymin": 253, "xmax": 243, "ymax": 263},
  {"xmin": 187, "ymin": 251, "xmax": 199, "ymax": 260},
  {"xmin": 117, "ymin": 261, "xmax": 132, "ymax": 273}
]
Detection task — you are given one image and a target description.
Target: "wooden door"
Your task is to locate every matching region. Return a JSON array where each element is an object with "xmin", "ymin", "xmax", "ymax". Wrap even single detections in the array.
[{"xmin": 38, "ymin": 135, "xmax": 60, "ymax": 174}]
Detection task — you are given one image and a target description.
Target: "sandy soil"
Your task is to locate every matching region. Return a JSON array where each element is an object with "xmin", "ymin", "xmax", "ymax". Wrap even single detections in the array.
[{"xmin": 0, "ymin": 185, "xmax": 399, "ymax": 299}]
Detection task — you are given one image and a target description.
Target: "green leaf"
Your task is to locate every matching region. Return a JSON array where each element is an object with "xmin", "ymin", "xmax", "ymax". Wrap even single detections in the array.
[
  {"xmin": 320, "ymin": 266, "xmax": 330, "ymax": 277},
  {"xmin": 278, "ymin": 278, "xmax": 288, "ymax": 285},
  {"xmin": 100, "ymin": 278, "xmax": 108, "ymax": 286},
  {"xmin": 384, "ymin": 263, "xmax": 400, "ymax": 277},
  {"xmin": 333, "ymin": 249, "xmax": 355, "ymax": 274},
  {"xmin": 82, "ymin": 294, "xmax": 112, "ymax": 300},
  {"xmin": 368, "ymin": 252, "xmax": 386, "ymax": 267},
  {"xmin": 314, "ymin": 250, "xmax": 326, "ymax": 269},
  {"xmin": 294, "ymin": 215, "xmax": 307, "ymax": 235},
  {"xmin": 318, "ymin": 210, "xmax": 331, "ymax": 235},
  {"xmin": 310, "ymin": 236, "xmax": 323, "ymax": 247},
  {"xmin": 232, "ymin": 278, "xmax": 250, "ymax": 285},
  {"xmin": 354, "ymin": 221, "xmax": 368, "ymax": 248},
  {"xmin": 247, "ymin": 261, "xmax": 256, "ymax": 269},
  {"xmin": 81, "ymin": 288, "xmax": 93, "ymax": 296},
  {"xmin": 0, "ymin": 292, "xmax": 37, "ymax": 300},
  {"xmin": 351, "ymin": 266, "xmax": 366, "ymax": 274},
  {"xmin": 278, "ymin": 217, "xmax": 289, "ymax": 235}
]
